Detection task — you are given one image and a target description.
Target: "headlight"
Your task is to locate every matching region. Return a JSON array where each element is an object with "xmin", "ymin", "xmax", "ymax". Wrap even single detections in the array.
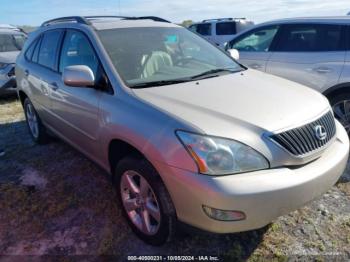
[
  {"xmin": 176, "ymin": 131, "xmax": 269, "ymax": 175},
  {"xmin": 0, "ymin": 63, "xmax": 9, "ymax": 70}
]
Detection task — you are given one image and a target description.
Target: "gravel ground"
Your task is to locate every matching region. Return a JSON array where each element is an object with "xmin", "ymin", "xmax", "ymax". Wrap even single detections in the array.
[{"xmin": 0, "ymin": 97, "xmax": 349, "ymax": 261}]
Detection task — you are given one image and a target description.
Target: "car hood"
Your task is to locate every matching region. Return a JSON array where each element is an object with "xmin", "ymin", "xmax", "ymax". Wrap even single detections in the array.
[
  {"xmin": 132, "ymin": 69, "xmax": 330, "ymax": 137},
  {"xmin": 0, "ymin": 51, "xmax": 20, "ymax": 64}
]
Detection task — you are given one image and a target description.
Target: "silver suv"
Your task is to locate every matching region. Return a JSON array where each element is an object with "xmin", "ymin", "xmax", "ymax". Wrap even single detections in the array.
[
  {"xmin": 0, "ymin": 26, "xmax": 26, "ymax": 96},
  {"xmin": 16, "ymin": 16, "xmax": 349, "ymax": 245},
  {"xmin": 226, "ymin": 17, "xmax": 350, "ymax": 134},
  {"xmin": 189, "ymin": 18, "xmax": 254, "ymax": 48}
]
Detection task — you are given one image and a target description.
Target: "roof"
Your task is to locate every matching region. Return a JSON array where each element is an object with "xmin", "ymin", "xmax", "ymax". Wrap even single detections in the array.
[
  {"xmin": 40, "ymin": 16, "xmax": 179, "ymax": 30},
  {"xmin": 91, "ymin": 19, "xmax": 180, "ymax": 30},
  {"xmin": 261, "ymin": 16, "xmax": 350, "ymax": 26}
]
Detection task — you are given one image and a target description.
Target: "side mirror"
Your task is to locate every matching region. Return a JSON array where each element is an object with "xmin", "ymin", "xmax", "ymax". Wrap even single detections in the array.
[
  {"xmin": 63, "ymin": 65, "xmax": 95, "ymax": 87},
  {"xmin": 228, "ymin": 48, "xmax": 240, "ymax": 60}
]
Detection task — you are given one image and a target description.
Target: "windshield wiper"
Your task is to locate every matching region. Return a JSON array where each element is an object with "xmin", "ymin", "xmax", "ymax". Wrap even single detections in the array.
[
  {"xmin": 190, "ymin": 68, "xmax": 240, "ymax": 80},
  {"xmin": 129, "ymin": 78, "xmax": 192, "ymax": 89}
]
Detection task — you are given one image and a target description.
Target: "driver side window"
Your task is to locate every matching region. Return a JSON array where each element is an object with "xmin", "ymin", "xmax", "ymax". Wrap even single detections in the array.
[
  {"xmin": 231, "ymin": 26, "xmax": 279, "ymax": 52},
  {"xmin": 59, "ymin": 30, "xmax": 99, "ymax": 75}
]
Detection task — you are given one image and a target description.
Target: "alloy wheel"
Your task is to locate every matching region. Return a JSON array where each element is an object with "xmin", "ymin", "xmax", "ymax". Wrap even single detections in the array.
[
  {"xmin": 333, "ymin": 100, "xmax": 350, "ymax": 134},
  {"xmin": 120, "ymin": 170, "xmax": 161, "ymax": 235},
  {"xmin": 25, "ymin": 103, "xmax": 39, "ymax": 139}
]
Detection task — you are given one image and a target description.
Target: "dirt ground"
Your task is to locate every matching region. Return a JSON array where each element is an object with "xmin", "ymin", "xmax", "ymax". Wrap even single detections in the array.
[{"xmin": 0, "ymin": 97, "xmax": 349, "ymax": 261}]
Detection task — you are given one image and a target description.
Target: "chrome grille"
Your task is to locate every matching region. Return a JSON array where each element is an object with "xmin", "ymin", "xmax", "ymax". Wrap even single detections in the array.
[{"xmin": 270, "ymin": 111, "xmax": 336, "ymax": 156}]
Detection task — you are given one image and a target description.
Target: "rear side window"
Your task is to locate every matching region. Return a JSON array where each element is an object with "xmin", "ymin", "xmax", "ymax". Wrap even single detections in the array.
[
  {"xmin": 196, "ymin": 23, "xmax": 212, "ymax": 36},
  {"xmin": 38, "ymin": 30, "xmax": 63, "ymax": 70},
  {"xmin": 32, "ymin": 36, "xmax": 42, "ymax": 63},
  {"xmin": 274, "ymin": 24, "xmax": 345, "ymax": 52},
  {"xmin": 25, "ymin": 38, "xmax": 39, "ymax": 60},
  {"xmin": 216, "ymin": 22, "xmax": 236, "ymax": 35}
]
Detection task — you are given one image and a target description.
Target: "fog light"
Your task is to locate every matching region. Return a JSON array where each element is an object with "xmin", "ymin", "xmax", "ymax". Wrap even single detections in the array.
[{"xmin": 203, "ymin": 205, "xmax": 246, "ymax": 221}]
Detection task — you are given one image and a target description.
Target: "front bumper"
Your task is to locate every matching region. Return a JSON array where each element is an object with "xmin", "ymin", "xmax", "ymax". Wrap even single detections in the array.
[
  {"xmin": 154, "ymin": 120, "xmax": 349, "ymax": 234},
  {"xmin": 0, "ymin": 65, "xmax": 16, "ymax": 96}
]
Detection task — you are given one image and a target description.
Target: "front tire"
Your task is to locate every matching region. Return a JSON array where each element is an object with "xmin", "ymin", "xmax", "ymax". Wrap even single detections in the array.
[
  {"xmin": 329, "ymin": 92, "xmax": 350, "ymax": 135},
  {"xmin": 23, "ymin": 98, "xmax": 49, "ymax": 144},
  {"xmin": 115, "ymin": 156, "xmax": 176, "ymax": 246}
]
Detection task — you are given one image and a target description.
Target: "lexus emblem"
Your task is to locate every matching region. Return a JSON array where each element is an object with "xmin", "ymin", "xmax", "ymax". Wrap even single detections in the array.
[{"xmin": 314, "ymin": 125, "xmax": 327, "ymax": 141}]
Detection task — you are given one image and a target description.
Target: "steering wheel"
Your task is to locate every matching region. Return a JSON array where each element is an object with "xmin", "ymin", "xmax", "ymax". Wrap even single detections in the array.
[
  {"xmin": 243, "ymin": 45, "xmax": 256, "ymax": 51},
  {"xmin": 174, "ymin": 56, "xmax": 193, "ymax": 66}
]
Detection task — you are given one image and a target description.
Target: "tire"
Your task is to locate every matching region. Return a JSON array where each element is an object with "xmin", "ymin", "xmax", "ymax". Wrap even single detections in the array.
[
  {"xmin": 329, "ymin": 92, "xmax": 350, "ymax": 135},
  {"xmin": 23, "ymin": 98, "xmax": 49, "ymax": 144},
  {"xmin": 114, "ymin": 156, "xmax": 176, "ymax": 245}
]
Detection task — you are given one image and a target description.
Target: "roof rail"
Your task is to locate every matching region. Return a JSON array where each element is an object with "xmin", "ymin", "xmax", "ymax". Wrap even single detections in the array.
[
  {"xmin": 130, "ymin": 16, "xmax": 170, "ymax": 23},
  {"xmin": 84, "ymin": 15, "xmax": 131, "ymax": 21},
  {"xmin": 41, "ymin": 15, "xmax": 171, "ymax": 28},
  {"xmin": 202, "ymin": 17, "xmax": 246, "ymax": 22},
  {"xmin": 41, "ymin": 16, "xmax": 91, "ymax": 27}
]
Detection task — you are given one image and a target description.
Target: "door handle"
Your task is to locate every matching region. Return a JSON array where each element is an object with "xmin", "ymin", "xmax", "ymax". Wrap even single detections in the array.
[
  {"xmin": 250, "ymin": 63, "xmax": 262, "ymax": 69},
  {"xmin": 24, "ymin": 70, "xmax": 29, "ymax": 76},
  {"xmin": 313, "ymin": 67, "xmax": 332, "ymax": 74},
  {"xmin": 50, "ymin": 82, "xmax": 59, "ymax": 91}
]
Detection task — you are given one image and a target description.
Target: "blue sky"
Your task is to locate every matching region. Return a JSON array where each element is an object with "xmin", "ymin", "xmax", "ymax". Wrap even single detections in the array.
[{"xmin": 1, "ymin": 0, "xmax": 349, "ymax": 26}]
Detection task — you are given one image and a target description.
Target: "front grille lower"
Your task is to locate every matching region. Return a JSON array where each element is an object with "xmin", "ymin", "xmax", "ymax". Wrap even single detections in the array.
[{"xmin": 270, "ymin": 111, "xmax": 336, "ymax": 156}]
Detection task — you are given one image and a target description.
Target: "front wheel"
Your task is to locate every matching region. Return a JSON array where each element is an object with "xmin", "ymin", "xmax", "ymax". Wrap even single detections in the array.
[
  {"xmin": 115, "ymin": 157, "xmax": 176, "ymax": 245},
  {"xmin": 329, "ymin": 93, "xmax": 350, "ymax": 135}
]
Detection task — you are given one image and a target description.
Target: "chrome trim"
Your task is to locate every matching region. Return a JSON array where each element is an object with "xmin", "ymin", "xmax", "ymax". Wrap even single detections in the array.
[{"xmin": 268, "ymin": 111, "xmax": 336, "ymax": 158}]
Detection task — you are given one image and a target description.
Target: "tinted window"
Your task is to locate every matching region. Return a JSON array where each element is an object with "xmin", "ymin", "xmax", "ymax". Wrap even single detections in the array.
[
  {"xmin": 59, "ymin": 30, "xmax": 99, "ymax": 75},
  {"xmin": 275, "ymin": 24, "xmax": 344, "ymax": 52},
  {"xmin": 231, "ymin": 26, "xmax": 279, "ymax": 52},
  {"xmin": 196, "ymin": 23, "xmax": 212, "ymax": 36},
  {"xmin": 32, "ymin": 36, "xmax": 42, "ymax": 63},
  {"xmin": 25, "ymin": 38, "xmax": 38, "ymax": 60},
  {"xmin": 38, "ymin": 30, "xmax": 62, "ymax": 70},
  {"xmin": 216, "ymin": 22, "xmax": 236, "ymax": 35}
]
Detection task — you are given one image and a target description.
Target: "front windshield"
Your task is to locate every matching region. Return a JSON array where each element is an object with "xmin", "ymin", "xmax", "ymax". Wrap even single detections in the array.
[
  {"xmin": 0, "ymin": 33, "xmax": 26, "ymax": 52},
  {"xmin": 98, "ymin": 27, "xmax": 243, "ymax": 87}
]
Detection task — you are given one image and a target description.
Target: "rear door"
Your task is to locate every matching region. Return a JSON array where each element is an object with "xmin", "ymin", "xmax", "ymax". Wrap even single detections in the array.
[
  {"xmin": 266, "ymin": 23, "xmax": 346, "ymax": 92},
  {"xmin": 228, "ymin": 25, "xmax": 280, "ymax": 71},
  {"xmin": 49, "ymin": 29, "xmax": 104, "ymax": 157},
  {"xmin": 23, "ymin": 30, "xmax": 64, "ymax": 123}
]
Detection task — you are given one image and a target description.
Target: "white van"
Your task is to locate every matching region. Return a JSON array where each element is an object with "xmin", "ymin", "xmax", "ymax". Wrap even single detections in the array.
[{"xmin": 189, "ymin": 18, "xmax": 254, "ymax": 48}]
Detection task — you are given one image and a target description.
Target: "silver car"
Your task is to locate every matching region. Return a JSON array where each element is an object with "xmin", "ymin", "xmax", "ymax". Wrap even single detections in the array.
[
  {"xmin": 16, "ymin": 16, "xmax": 349, "ymax": 245},
  {"xmin": 0, "ymin": 26, "xmax": 26, "ymax": 96},
  {"xmin": 226, "ymin": 17, "xmax": 350, "ymax": 134}
]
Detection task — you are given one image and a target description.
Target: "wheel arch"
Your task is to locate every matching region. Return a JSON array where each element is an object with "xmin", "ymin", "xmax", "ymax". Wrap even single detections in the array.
[
  {"xmin": 108, "ymin": 139, "xmax": 154, "ymax": 181},
  {"xmin": 323, "ymin": 83, "xmax": 350, "ymax": 99},
  {"xmin": 18, "ymin": 90, "xmax": 28, "ymax": 106}
]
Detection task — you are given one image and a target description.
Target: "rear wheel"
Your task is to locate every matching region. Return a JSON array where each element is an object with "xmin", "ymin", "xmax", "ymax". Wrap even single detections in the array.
[
  {"xmin": 23, "ymin": 98, "xmax": 49, "ymax": 144},
  {"xmin": 115, "ymin": 156, "xmax": 176, "ymax": 245}
]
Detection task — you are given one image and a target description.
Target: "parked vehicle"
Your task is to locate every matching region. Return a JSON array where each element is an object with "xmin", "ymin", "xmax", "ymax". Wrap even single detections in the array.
[
  {"xmin": 16, "ymin": 16, "xmax": 349, "ymax": 245},
  {"xmin": 226, "ymin": 17, "xmax": 350, "ymax": 134},
  {"xmin": 0, "ymin": 25, "xmax": 26, "ymax": 96},
  {"xmin": 189, "ymin": 18, "xmax": 254, "ymax": 48}
]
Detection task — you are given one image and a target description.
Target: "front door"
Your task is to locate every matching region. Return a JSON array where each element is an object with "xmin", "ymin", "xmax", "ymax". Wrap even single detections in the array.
[
  {"xmin": 49, "ymin": 29, "xmax": 102, "ymax": 158},
  {"xmin": 228, "ymin": 25, "xmax": 280, "ymax": 71},
  {"xmin": 266, "ymin": 23, "xmax": 346, "ymax": 92}
]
